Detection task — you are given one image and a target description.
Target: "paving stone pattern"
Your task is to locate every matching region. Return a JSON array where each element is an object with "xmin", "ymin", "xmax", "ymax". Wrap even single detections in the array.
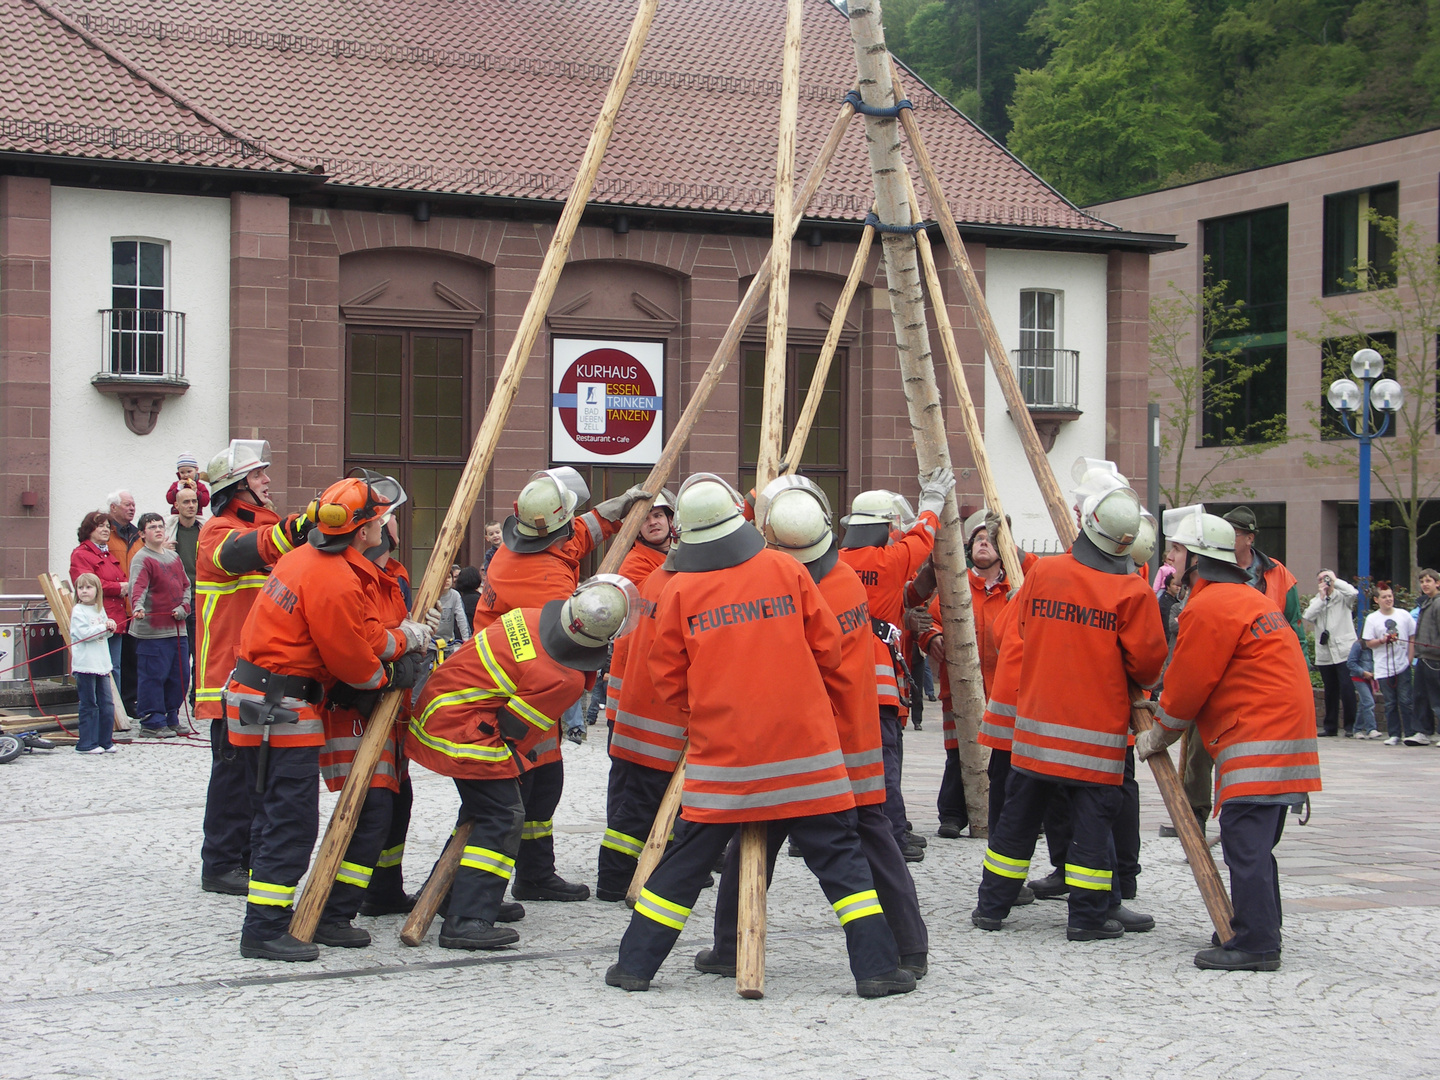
[{"xmin": 2, "ymin": 722, "xmax": 1437, "ymax": 1079}]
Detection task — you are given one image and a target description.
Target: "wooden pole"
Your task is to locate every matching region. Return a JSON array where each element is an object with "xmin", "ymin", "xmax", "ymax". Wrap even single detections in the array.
[
  {"xmin": 623, "ymin": 746, "xmax": 687, "ymax": 903},
  {"xmin": 736, "ymin": 0, "xmax": 803, "ymax": 1002},
  {"xmin": 291, "ymin": 0, "xmax": 661, "ymax": 943},
  {"xmin": 844, "ymin": 1, "xmax": 991, "ymax": 842},
  {"xmin": 887, "ymin": 61, "xmax": 1072, "ymax": 540},
  {"xmin": 38, "ymin": 574, "xmax": 73, "ymax": 647},
  {"xmin": 407, "ymin": 91, "xmax": 862, "ymax": 944},
  {"xmin": 780, "ymin": 216, "xmax": 875, "ymax": 474}
]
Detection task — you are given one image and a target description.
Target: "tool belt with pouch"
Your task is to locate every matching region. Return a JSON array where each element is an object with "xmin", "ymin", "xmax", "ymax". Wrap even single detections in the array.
[
  {"xmin": 871, "ymin": 617, "xmax": 912, "ymax": 708},
  {"xmin": 234, "ymin": 657, "xmax": 324, "ymax": 728},
  {"xmin": 475, "ymin": 704, "xmax": 537, "ymax": 773},
  {"xmin": 325, "ymin": 680, "xmax": 383, "ymax": 719}
]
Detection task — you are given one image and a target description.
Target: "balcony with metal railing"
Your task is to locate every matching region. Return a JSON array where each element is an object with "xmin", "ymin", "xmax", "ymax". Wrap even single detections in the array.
[
  {"xmin": 91, "ymin": 308, "xmax": 189, "ymax": 435},
  {"xmin": 1010, "ymin": 348, "xmax": 1082, "ymax": 451}
]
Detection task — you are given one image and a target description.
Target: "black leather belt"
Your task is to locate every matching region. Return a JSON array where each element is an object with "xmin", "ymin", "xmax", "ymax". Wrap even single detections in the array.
[{"xmin": 234, "ymin": 657, "xmax": 324, "ymax": 705}]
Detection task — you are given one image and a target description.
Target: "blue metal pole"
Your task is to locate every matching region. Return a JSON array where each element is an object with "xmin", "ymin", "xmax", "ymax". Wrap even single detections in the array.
[{"xmin": 1357, "ymin": 376, "xmax": 1372, "ymax": 621}]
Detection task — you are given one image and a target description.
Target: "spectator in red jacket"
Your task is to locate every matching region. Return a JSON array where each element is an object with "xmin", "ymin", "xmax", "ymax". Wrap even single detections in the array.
[{"xmin": 70, "ymin": 510, "xmax": 130, "ymax": 680}]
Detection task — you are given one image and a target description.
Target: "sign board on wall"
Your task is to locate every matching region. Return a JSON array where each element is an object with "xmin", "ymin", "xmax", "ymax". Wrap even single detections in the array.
[{"xmin": 551, "ymin": 337, "xmax": 664, "ymax": 465}]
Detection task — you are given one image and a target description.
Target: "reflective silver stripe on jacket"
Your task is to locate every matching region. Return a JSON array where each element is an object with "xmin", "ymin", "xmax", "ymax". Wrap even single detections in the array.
[
  {"xmin": 1015, "ymin": 714, "xmax": 1127, "ymax": 749},
  {"xmin": 1221, "ymin": 764, "xmax": 1323, "ymax": 788},
  {"xmin": 532, "ymin": 732, "xmax": 559, "ymax": 757},
  {"xmin": 1012, "ymin": 741, "xmax": 1124, "ymax": 775},
  {"xmin": 610, "ymin": 732, "xmax": 684, "ymax": 763},
  {"xmin": 614, "ymin": 709, "xmax": 686, "ymax": 740},
  {"xmin": 842, "ymin": 748, "xmax": 883, "ymax": 769},
  {"xmin": 1214, "ymin": 738, "xmax": 1318, "ymax": 766},
  {"xmin": 686, "ymin": 749, "xmax": 845, "ymax": 784},
  {"xmin": 849, "ymin": 774, "xmax": 886, "ymax": 795},
  {"xmin": 979, "ymin": 719, "xmax": 1012, "ymax": 741},
  {"xmin": 985, "ymin": 701, "xmax": 1017, "ymax": 717},
  {"xmin": 1156, "ymin": 707, "xmax": 1193, "ymax": 733},
  {"xmin": 578, "ymin": 511, "xmax": 603, "ymax": 545},
  {"xmin": 320, "ymin": 759, "xmax": 398, "ymax": 783},
  {"xmin": 683, "ymin": 776, "xmax": 854, "ymax": 810}
]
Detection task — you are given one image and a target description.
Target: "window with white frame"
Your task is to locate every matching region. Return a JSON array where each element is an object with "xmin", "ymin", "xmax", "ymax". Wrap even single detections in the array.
[
  {"xmin": 109, "ymin": 239, "xmax": 167, "ymax": 375},
  {"xmin": 1018, "ymin": 289, "xmax": 1065, "ymax": 407}
]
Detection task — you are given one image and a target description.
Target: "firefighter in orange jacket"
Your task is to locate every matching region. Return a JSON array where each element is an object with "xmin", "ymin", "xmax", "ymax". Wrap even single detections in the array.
[
  {"xmin": 195, "ymin": 440, "xmax": 311, "ymax": 897},
  {"xmin": 228, "ymin": 475, "xmax": 428, "ymax": 962},
  {"xmin": 700, "ymin": 476, "xmax": 929, "ymax": 980},
  {"xmin": 838, "ymin": 470, "xmax": 953, "ymax": 862},
  {"xmin": 473, "ymin": 468, "xmax": 647, "ymax": 900},
  {"xmin": 1138, "ymin": 506, "xmax": 1322, "ymax": 971},
  {"xmin": 972, "ymin": 484, "xmax": 1167, "ymax": 941},
  {"xmin": 409, "ymin": 577, "xmax": 636, "ymax": 950},
  {"xmin": 597, "ymin": 536, "xmax": 684, "ymax": 901},
  {"xmin": 607, "ymin": 474, "xmax": 913, "ymax": 999}
]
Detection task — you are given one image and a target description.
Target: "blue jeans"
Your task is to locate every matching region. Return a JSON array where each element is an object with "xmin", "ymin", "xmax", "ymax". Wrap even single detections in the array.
[
  {"xmin": 1352, "ymin": 679, "xmax": 1377, "ymax": 734},
  {"xmin": 562, "ymin": 698, "xmax": 584, "ymax": 734},
  {"xmin": 75, "ymin": 672, "xmax": 114, "ymax": 751},
  {"xmin": 136, "ymin": 636, "xmax": 189, "ymax": 728},
  {"xmin": 1378, "ymin": 669, "xmax": 1414, "ymax": 737}
]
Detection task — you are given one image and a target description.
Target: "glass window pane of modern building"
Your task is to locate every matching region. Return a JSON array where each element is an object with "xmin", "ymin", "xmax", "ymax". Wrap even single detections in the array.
[
  {"xmin": 1201, "ymin": 206, "xmax": 1288, "ymax": 446},
  {"xmin": 1323, "ymin": 183, "xmax": 1399, "ymax": 296}
]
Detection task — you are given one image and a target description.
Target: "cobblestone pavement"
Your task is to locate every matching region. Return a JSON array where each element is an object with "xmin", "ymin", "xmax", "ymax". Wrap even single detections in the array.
[{"xmin": 2, "ymin": 719, "xmax": 1438, "ymax": 1080}]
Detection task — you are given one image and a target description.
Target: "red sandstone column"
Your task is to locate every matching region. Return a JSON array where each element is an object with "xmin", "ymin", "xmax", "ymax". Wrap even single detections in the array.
[{"xmin": 1106, "ymin": 249, "xmax": 1150, "ymax": 484}]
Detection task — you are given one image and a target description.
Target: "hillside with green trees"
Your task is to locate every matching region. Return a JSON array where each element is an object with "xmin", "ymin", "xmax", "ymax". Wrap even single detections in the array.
[{"xmin": 883, "ymin": 0, "xmax": 1440, "ymax": 205}]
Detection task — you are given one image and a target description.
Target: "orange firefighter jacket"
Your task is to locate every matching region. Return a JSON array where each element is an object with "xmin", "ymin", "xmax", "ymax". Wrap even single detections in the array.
[
  {"xmin": 227, "ymin": 544, "xmax": 398, "ymax": 748},
  {"xmin": 648, "ymin": 547, "xmax": 852, "ymax": 823},
  {"xmin": 817, "ymin": 559, "xmax": 884, "ymax": 806},
  {"xmin": 1157, "ymin": 576, "xmax": 1322, "ymax": 811},
  {"xmin": 1008, "ymin": 550, "xmax": 1167, "ymax": 785},
  {"xmin": 193, "ymin": 502, "xmax": 298, "ymax": 719},
  {"xmin": 472, "ymin": 510, "xmax": 619, "ymax": 632},
  {"xmin": 609, "ymin": 565, "xmax": 687, "ymax": 773},
  {"xmin": 320, "ymin": 556, "xmax": 413, "ymax": 795},
  {"xmin": 978, "ymin": 600, "xmax": 1021, "ymax": 752},
  {"xmin": 619, "ymin": 541, "xmax": 668, "ymax": 591},
  {"xmin": 408, "ymin": 608, "xmax": 584, "ymax": 781},
  {"xmin": 838, "ymin": 510, "xmax": 938, "ymax": 714}
]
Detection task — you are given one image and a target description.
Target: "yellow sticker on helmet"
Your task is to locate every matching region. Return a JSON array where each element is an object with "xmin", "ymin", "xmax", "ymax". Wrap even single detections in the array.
[{"xmin": 501, "ymin": 609, "xmax": 536, "ymax": 663}]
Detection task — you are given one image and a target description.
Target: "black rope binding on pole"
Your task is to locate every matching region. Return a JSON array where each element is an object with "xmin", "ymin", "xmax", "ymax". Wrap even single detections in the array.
[
  {"xmin": 843, "ymin": 89, "xmax": 913, "ymax": 117},
  {"xmin": 864, "ymin": 212, "xmax": 925, "ymax": 236}
]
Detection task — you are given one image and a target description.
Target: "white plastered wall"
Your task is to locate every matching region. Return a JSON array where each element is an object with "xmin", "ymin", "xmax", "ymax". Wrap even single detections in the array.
[
  {"xmin": 981, "ymin": 248, "xmax": 1111, "ymax": 549},
  {"xmin": 49, "ymin": 187, "xmax": 231, "ymax": 576}
]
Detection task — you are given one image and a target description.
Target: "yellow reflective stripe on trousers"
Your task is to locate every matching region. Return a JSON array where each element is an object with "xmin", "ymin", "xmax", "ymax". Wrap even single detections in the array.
[
  {"xmin": 336, "ymin": 861, "xmax": 373, "ymax": 889},
  {"xmin": 635, "ymin": 887, "xmax": 690, "ymax": 931},
  {"xmin": 1064, "ymin": 863, "xmax": 1113, "ymax": 891},
  {"xmin": 376, "ymin": 844, "xmax": 405, "ymax": 869},
  {"xmin": 983, "ymin": 848, "xmax": 1031, "ymax": 879},
  {"xmin": 460, "ymin": 845, "xmax": 515, "ymax": 880},
  {"xmin": 601, "ymin": 828, "xmax": 644, "ymax": 857},
  {"xmin": 832, "ymin": 889, "xmax": 883, "ymax": 926},
  {"xmin": 247, "ymin": 878, "xmax": 295, "ymax": 907},
  {"xmin": 521, "ymin": 819, "xmax": 554, "ymax": 841}
]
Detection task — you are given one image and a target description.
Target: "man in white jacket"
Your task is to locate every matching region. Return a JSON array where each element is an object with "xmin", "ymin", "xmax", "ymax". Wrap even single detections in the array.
[{"xmin": 1304, "ymin": 570, "xmax": 1358, "ymax": 736}]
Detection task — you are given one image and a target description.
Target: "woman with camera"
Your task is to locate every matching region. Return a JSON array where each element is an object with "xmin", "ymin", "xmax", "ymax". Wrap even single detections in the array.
[{"xmin": 1304, "ymin": 570, "xmax": 1359, "ymax": 737}]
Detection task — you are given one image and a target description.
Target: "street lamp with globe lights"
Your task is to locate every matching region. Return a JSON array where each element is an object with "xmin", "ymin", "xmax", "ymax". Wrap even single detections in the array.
[{"xmin": 1327, "ymin": 347, "xmax": 1404, "ymax": 617}]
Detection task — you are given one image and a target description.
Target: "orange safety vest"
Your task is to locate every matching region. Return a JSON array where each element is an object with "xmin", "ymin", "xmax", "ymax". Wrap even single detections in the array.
[
  {"xmin": 408, "ymin": 608, "xmax": 584, "ymax": 781},
  {"xmin": 472, "ymin": 511, "xmax": 617, "ymax": 632},
  {"xmin": 610, "ymin": 565, "xmax": 687, "ymax": 773},
  {"xmin": 1157, "ymin": 576, "xmax": 1322, "ymax": 812},
  {"xmin": 320, "ymin": 557, "xmax": 413, "ymax": 794},
  {"xmin": 817, "ymin": 560, "xmax": 884, "ymax": 805},
  {"xmin": 193, "ymin": 502, "xmax": 296, "ymax": 718},
  {"xmin": 648, "ymin": 547, "xmax": 853, "ymax": 823},
  {"xmin": 978, "ymin": 600, "xmax": 1021, "ymax": 752},
  {"xmin": 1008, "ymin": 549, "xmax": 1167, "ymax": 785},
  {"xmin": 838, "ymin": 511, "xmax": 938, "ymax": 716}
]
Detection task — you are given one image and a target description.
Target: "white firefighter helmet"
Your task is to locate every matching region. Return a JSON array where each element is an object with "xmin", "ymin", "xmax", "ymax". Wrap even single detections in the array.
[
  {"xmin": 514, "ymin": 467, "xmax": 591, "ymax": 538},
  {"xmin": 652, "ymin": 487, "xmax": 677, "ymax": 514},
  {"xmin": 1081, "ymin": 486, "xmax": 1142, "ymax": 557},
  {"xmin": 1131, "ymin": 511, "xmax": 1158, "ymax": 566},
  {"xmin": 1070, "ymin": 456, "xmax": 1126, "ymax": 509},
  {"xmin": 559, "ymin": 574, "xmax": 640, "ymax": 648},
  {"xmin": 207, "ymin": 440, "xmax": 270, "ymax": 499},
  {"xmin": 758, "ymin": 475, "xmax": 833, "ymax": 563},
  {"xmin": 675, "ymin": 473, "xmax": 747, "ymax": 544},
  {"xmin": 963, "ymin": 507, "xmax": 990, "ymax": 544},
  {"xmin": 1163, "ymin": 504, "xmax": 1237, "ymax": 564},
  {"xmin": 842, "ymin": 489, "xmax": 900, "ymax": 527}
]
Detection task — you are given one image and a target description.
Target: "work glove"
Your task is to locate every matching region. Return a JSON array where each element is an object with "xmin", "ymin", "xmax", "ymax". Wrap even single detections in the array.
[
  {"xmin": 399, "ymin": 618, "xmax": 433, "ymax": 654},
  {"xmin": 1134, "ymin": 716, "xmax": 1181, "ymax": 761},
  {"xmin": 916, "ymin": 466, "xmax": 955, "ymax": 518},
  {"xmin": 594, "ymin": 485, "xmax": 652, "ymax": 522},
  {"xmin": 386, "ymin": 651, "xmax": 426, "ymax": 690},
  {"xmin": 904, "ymin": 606, "xmax": 934, "ymax": 636},
  {"xmin": 281, "ymin": 511, "xmax": 314, "ymax": 548},
  {"xmin": 424, "ymin": 603, "xmax": 444, "ymax": 633},
  {"xmin": 908, "ymin": 557, "xmax": 937, "ymax": 604}
]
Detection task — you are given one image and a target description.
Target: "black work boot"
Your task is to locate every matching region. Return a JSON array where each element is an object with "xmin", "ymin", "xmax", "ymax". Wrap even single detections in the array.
[
  {"xmin": 1014, "ymin": 885, "xmax": 1036, "ymax": 906},
  {"xmin": 694, "ymin": 948, "xmax": 736, "ymax": 976},
  {"xmin": 511, "ymin": 874, "xmax": 590, "ymax": 901},
  {"xmin": 202, "ymin": 868, "xmax": 250, "ymax": 896},
  {"xmin": 605, "ymin": 963, "xmax": 651, "ymax": 991},
  {"xmin": 496, "ymin": 901, "xmax": 526, "ymax": 923},
  {"xmin": 936, "ymin": 819, "xmax": 964, "ymax": 839},
  {"xmin": 899, "ymin": 952, "xmax": 928, "ymax": 979},
  {"xmin": 1066, "ymin": 918, "xmax": 1125, "ymax": 941},
  {"xmin": 1194, "ymin": 945, "xmax": 1281, "ymax": 971},
  {"xmin": 971, "ymin": 908, "xmax": 1004, "ymax": 931},
  {"xmin": 1108, "ymin": 904, "xmax": 1155, "ymax": 933},
  {"xmin": 1027, "ymin": 869, "xmax": 1069, "ymax": 899},
  {"xmin": 314, "ymin": 919, "xmax": 371, "ymax": 948},
  {"xmin": 359, "ymin": 891, "xmax": 416, "ymax": 917},
  {"xmin": 855, "ymin": 968, "xmax": 917, "ymax": 998},
  {"xmin": 438, "ymin": 916, "xmax": 519, "ymax": 950},
  {"xmin": 240, "ymin": 932, "xmax": 319, "ymax": 962}
]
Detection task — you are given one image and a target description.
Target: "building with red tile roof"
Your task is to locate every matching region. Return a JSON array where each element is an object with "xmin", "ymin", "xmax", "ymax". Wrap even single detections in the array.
[{"xmin": 2, "ymin": 0, "xmax": 1176, "ymax": 588}]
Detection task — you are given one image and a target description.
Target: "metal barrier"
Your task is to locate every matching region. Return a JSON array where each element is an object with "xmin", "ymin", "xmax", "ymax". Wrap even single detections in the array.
[{"xmin": 0, "ymin": 594, "xmax": 68, "ymax": 683}]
